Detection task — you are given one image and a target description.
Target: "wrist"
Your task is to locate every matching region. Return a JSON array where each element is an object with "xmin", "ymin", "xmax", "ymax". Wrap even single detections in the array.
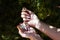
[
  {"xmin": 30, "ymin": 34, "xmax": 43, "ymax": 40},
  {"xmin": 35, "ymin": 20, "xmax": 41, "ymax": 29}
]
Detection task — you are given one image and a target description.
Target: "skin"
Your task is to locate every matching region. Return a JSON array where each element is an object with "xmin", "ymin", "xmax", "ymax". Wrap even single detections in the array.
[
  {"xmin": 17, "ymin": 8, "xmax": 60, "ymax": 40},
  {"xmin": 17, "ymin": 24, "xmax": 43, "ymax": 40},
  {"xmin": 17, "ymin": 8, "xmax": 43, "ymax": 40}
]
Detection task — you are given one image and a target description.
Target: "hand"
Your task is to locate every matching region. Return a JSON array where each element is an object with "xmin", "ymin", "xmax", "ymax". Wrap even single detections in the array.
[
  {"xmin": 17, "ymin": 24, "xmax": 36, "ymax": 38},
  {"xmin": 17, "ymin": 24, "xmax": 43, "ymax": 40},
  {"xmin": 21, "ymin": 8, "xmax": 40, "ymax": 27}
]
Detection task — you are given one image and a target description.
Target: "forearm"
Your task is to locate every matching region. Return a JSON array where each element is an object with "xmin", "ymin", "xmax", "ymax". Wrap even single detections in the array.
[{"xmin": 35, "ymin": 21, "xmax": 60, "ymax": 40}]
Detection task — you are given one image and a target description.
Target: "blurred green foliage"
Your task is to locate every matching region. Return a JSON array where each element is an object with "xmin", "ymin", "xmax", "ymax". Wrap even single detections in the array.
[{"xmin": 0, "ymin": 0, "xmax": 60, "ymax": 40}]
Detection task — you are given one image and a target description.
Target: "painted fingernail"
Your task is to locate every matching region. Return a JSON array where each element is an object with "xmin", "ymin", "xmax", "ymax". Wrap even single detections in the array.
[
  {"xmin": 27, "ymin": 16, "xmax": 30, "ymax": 19},
  {"xmin": 21, "ymin": 15, "xmax": 25, "ymax": 18}
]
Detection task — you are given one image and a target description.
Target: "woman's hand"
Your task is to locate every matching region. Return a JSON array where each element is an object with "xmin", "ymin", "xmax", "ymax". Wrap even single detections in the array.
[
  {"xmin": 21, "ymin": 8, "xmax": 40, "ymax": 27},
  {"xmin": 17, "ymin": 24, "xmax": 36, "ymax": 38},
  {"xmin": 17, "ymin": 25, "xmax": 43, "ymax": 40}
]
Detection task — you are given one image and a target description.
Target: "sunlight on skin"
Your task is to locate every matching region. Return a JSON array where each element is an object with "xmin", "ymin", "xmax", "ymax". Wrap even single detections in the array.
[
  {"xmin": 49, "ymin": 25, "xmax": 57, "ymax": 31},
  {"xmin": 49, "ymin": 25, "xmax": 60, "ymax": 32},
  {"xmin": 57, "ymin": 28, "xmax": 60, "ymax": 32},
  {"xmin": 49, "ymin": 26, "xmax": 54, "ymax": 29}
]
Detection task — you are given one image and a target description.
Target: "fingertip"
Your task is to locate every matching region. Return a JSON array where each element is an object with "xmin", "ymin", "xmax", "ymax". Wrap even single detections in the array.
[
  {"xmin": 16, "ymin": 25, "xmax": 21, "ymax": 30},
  {"xmin": 16, "ymin": 25, "xmax": 19, "ymax": 29}
]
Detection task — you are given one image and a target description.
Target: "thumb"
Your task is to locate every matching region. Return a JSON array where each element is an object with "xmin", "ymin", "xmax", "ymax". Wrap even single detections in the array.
[{"xmin": 17, "ymin": 25, "xmax": 23, "ymax": 33}]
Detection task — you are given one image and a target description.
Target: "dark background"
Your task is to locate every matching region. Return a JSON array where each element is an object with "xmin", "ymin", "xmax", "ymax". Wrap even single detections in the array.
[{"xmin": 0, "ymin": 0, "xmax": 60, "ymax": 40}]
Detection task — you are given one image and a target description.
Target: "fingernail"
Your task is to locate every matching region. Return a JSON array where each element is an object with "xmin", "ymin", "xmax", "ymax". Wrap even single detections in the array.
[
  {"xmin": 21, "ymin": 15, "xmax": 25, "ymax": 17},
  {"xmin": 26, "ymin": 16, "xmax": 30, "ymax": 19}
]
